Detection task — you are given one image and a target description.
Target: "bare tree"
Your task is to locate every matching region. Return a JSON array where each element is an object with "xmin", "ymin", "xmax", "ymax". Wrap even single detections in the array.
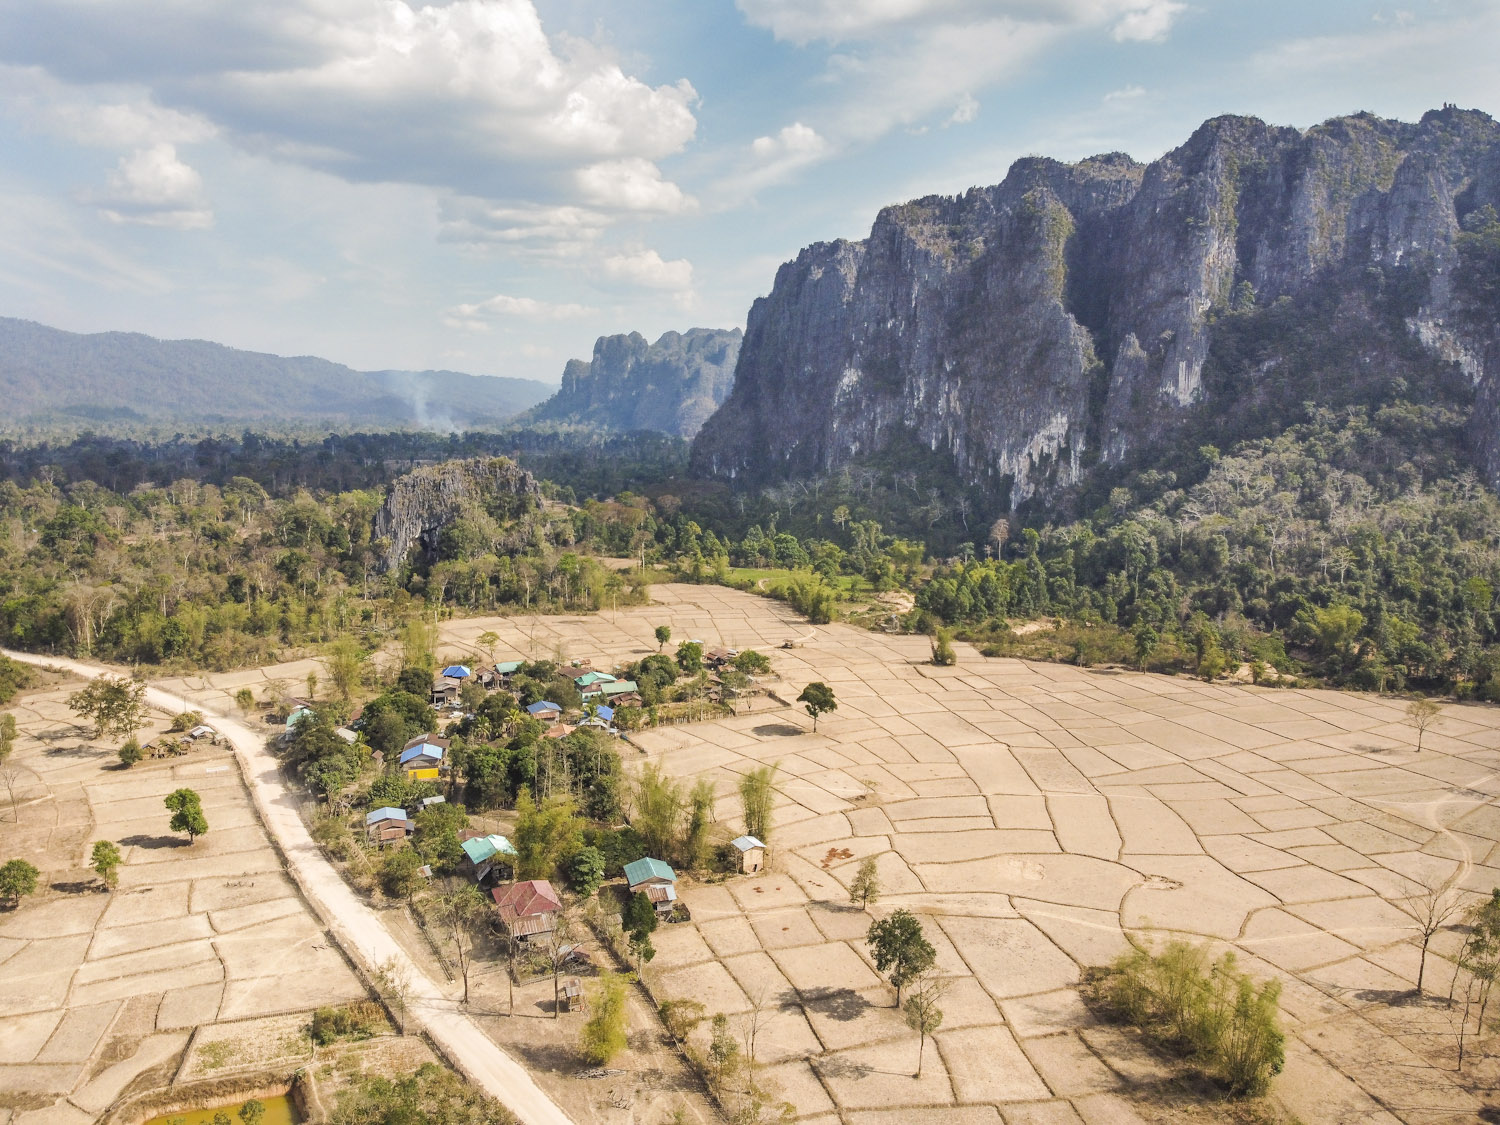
[
  {"xmin": 1407, "ymin": 699, "xmax": 1442, "ymax": 753},
  {"xmin": 741, "ymin": 980, "xmax": 783, "ymax": 1073},
  {"xmin": 372, "ymin": 956, "xmax": 412, "ymax": 1035},
  {"xmin": 1394, "ymin": 875, "xmax": 1467, "ymax": 994},
  {"xmin": 435, "ymin": 880, "xmax": 486, "ymax": 1007}
]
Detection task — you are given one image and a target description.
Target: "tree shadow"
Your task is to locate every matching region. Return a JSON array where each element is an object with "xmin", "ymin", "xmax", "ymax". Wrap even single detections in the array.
[
  {"xmin": 801, "ymin": 986, "xmax": 872, "ymax": 1023},
  {"xmin": 815, "ymin": 1053, "xmax": 873, "ymax": 1080},
  {"xmin": 752, "ymin": 723, "xmax": 803, "ymax": 738},
  {"xmin": 45, "ymin": 744, "xmax": 111, "ymax": 759},
  {"xmin": 1352, "ymin": 987, "xmax": 1422, "ymax": 1005},
  {"xmin": 49, "ymin": 880, "xmax": 102, "ymax": 895},
  {"xmin": 119, "ymin": 834, "xmax": 188, "ymax": 850}
]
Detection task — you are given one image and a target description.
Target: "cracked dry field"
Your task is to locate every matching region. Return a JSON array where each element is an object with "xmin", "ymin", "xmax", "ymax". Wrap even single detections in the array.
[
  {"xmin": 0, "ymin": 686, "xmax": 365, "ymax": 1124},
  {"xmin": 450, "ymin": 583, "xmax": 1500, "ymax": 1125}
]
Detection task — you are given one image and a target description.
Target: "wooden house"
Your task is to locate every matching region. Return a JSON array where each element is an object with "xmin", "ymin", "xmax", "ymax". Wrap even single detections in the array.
[
  {"xmin": 526, "ymin": 700, "xmax": 563, "ymax": 724},
  {"xmin": 624, "ymin": 857, "xmax": 678, "ymax": 916},
  {"xmin": 492, "ymin": 879, "xmax": 563, "ymax": 944},
  {"xmin": 365, "ymin": 806, "xmax": 413, "ymax": 846},
  {"xmin": 399, "ymin": 734, "xmax": 449, "ymax": 780}
]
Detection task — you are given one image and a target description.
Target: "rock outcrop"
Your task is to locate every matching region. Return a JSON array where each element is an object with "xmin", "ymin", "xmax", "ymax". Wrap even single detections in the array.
[
  {"xmin": 527, "ymin": 328, "xmax": 741, "ymax": 439},
  {"xmin": 691, "ymin": 107, "xmax": 1500, "ymax": 502},
  {"xmin": 372, "ymin": 457, "xmax": 540, "ymax": 573}
]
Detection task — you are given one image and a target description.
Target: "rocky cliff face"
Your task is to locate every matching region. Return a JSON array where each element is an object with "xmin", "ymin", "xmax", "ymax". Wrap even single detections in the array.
[
  {"xmin": 692, "ymin": 107, "xmax": 1500, "ymax": 502},
  {"xmin": 373, "ymin": 457, "xmax": 540, "ymax": 573},
  {"xmin": 528, "ymin": 328, "xmax": 741, "ymax": 438}
]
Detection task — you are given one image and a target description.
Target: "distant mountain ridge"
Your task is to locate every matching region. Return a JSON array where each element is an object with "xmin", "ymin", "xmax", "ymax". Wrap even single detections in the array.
[
  {"xmin": 525, "ymin": 328, "xmax": 741, "ymax": 438},
  {"xmin": 0, "ymin": 317, "xmax": 552, "ymax": 431}
]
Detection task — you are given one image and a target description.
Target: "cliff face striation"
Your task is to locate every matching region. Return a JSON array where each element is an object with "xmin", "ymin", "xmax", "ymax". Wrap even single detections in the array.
[
  {"xmin": 691, "ymin": 107, "xmax": 1500, "ymax": 503},
  {"xmin": 372, "ymin": 457, "xmax": 540, "ymax": 573},
  {"xmin": 527, "ymin": 328, "xmax": 741, "ymax": 439}
]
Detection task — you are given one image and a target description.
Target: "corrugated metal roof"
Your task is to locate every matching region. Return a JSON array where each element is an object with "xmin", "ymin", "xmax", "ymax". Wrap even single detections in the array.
[
  {"xmin": 442, "ymin": 664, "xmax": 473, "ymax": 678},
  {"xmin": 399, "ymin": 743, "xmax": 444, "ymax": 764},
  {"xmin": 624, "ymin": 857, "xmax": 676, "ymax": 886},
  {"xmin": 365, "ymin": 806, "xmax": 408, "ymax": 825},
  {"xmin": 526, "ymin": 701, "xmax": 562, "ymax": 714},
  {"xmin": 495, "ymin": 660, "xmax": 524, "ymax": 674},
  {"xmin": 730, "ymin": 835, "xmax": 766, "ymax": 851}
]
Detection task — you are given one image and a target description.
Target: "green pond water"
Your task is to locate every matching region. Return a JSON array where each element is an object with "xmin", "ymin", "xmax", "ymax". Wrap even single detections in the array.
[{"xmin": 142, "ymin": 1094, "xmax": 297, "ymax": 1125}]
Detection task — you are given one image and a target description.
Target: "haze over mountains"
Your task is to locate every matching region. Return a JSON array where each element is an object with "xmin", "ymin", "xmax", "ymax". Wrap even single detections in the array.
[
  {"xmin": 691, "ymin": 106, "xmax": 1500, "ymax": 508},
  {"xmin": 0, "ymin": 317, "xmax": 552, "ymax": 432}
]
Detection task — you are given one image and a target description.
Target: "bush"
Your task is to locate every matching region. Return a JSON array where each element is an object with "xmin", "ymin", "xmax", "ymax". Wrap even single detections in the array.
[
  {"xmin": 310, "ymin": 1001, "xmax": 385, "ymax": 1045},
  {"xmin": 1095, "ymin": 941, "xmax": 1284, "ymax": 1096},
  {"xmin": 117, "ymin": 737, "xmax": 143, "ymax": 767},
  {"xmin": 168, "ymin": 710, "xmax": 204, "ymax": 733}
]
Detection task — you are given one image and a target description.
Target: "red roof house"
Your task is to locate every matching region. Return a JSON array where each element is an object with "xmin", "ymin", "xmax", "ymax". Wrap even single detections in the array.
[{"xmin": 492, "ymin": 879, "xmax": 563, "ymax": 941}]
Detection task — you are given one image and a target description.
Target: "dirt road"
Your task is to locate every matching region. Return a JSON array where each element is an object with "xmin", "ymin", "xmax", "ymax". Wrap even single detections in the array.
[{"xmin": 4, "ymin": 650, "xmax": 577, "ymax": 1125}]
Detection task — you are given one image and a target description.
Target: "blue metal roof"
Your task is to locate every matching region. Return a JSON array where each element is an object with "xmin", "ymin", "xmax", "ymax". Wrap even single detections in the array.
[
  {"xmin": 399, "ymin": 743, "xmax": 444, "ymax": 764},
  {"xmin": 526, "ymin": 701, "xmax": 561, "ymax": 714},
  {"xmin": 442, "ymin": 664, "xmax": 472, "ymax": 678},
  {"xmin": 623, "ymin": 857, "xmax": 676, "ymax": 886},
  {"xmin": 365, "ymin": 806, "xmax": 408, "ymax": 825},
  {"xmin": 595, "ymin": 705, "xmax": 615, "ymax": 720}
]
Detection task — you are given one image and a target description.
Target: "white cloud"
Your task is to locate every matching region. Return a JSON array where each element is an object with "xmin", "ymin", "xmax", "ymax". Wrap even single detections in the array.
[
  {"xmin": 0, "ymin": 65, "xmax": 215, "ymax": 148},
  {"xmin": 948, "ymin": 93, "xmax": 980, "ymax": 125},
  {"xmin": 601, "ymin": 249, "xmax": 694, "ymax": 291},
  {"xmin": 444, "ymin": 292, "xmax": 596, "ymax": 331},
  {"xmin": 1111, "ymin": 0, "xmax": 1185, "ymax": 43},
  {"xmin": 437, "ymin": 198, "xmax": 610, "ymax": 254},
  {"xmin": 575, "ymin": 158, "xmax": 694, "ymax": 213},
  {"xmin": 1103, "ymin": 84, "xmax": 1146, "ymax": 102},
  {"xmin": 0, "ymin": 1, "xmax": 698, "ymax": 228},
  {"xmin": 721, "ymin": 121, "xmax": 830, "ymax": 199},
  {"xmin": 95, "ymin": 143, "xmax": 213, "ymax": 229}
]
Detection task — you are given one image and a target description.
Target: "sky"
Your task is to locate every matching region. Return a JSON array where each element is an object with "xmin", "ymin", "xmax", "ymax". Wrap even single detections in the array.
[{"xmin": 0, "ymin": 0, "xmax": 1496, "ymax": 386}]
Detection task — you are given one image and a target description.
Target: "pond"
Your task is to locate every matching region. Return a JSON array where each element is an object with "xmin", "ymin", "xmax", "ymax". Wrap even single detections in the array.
[{"xmin": 142, "ymin": 1094, "xmax": 298, "ymax": 1125}]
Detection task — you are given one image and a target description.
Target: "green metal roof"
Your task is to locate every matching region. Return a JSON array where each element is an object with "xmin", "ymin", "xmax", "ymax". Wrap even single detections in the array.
[{"xmin": 623, "ymin": 857, "xmax": 676, "ymax": 886}]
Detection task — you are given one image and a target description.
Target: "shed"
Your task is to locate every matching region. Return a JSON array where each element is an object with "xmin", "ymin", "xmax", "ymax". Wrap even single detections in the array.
[
  {"xmin": 730, "ymin": 835, "xmax": 766, "ymax": 874},
  {"xmin": 187, "ymin": 724, "xmax": 217, "ymax": 741},
  {"xmin": 560, "ymin": 976, "xmax": 584, "ymax": 1012}
]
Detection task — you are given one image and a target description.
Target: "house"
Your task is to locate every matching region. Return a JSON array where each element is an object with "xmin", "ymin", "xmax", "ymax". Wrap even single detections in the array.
[
  {"xmin": 399, "ymin": 734, "xmax": 448, "ymax": 780},
  {"xmin": 526, "ymin": 700, "xmax": 563, "ymax": 723},
  {"xmin": 187, "ymin": 724, "xmax": 217, "ymax": 741},
  {"xmin": 476, "ymin": 668, "xmax": 497, "ymax": 689},
  {"xmin": 365, "ymin": 806, "xmax": 413, "ymax": 846},
  {"xmin": 431, "ymin": 676, "xmax": 462, "ymax": 706},
  {"xmin": 705, "ymin": 648, "xmax": 737, "ymax": 669},
  {"xmin": 334, "ymin": 726, "xmax": 359, "ymax": 744},
  {"xmin": 495, "ymin": 660, "xmax": 524, "ymax": 684},
  {"xmin": 492, "ymin": 879, "xmax": 563, "ymax": 943},
  {"xmin": 441, "ymin": 664, "xmax": 473, "ymax": 680},
  {"xmin": 460, "ymin": 833, "xmax": 518, "ymax": 884},
  {"xmin": 574, "ymin": 670, "xmax": 617, "ymax": 689},
  {"xmin": 730, "ymin": 835, "xmax": 767, "ymax": 874},
  {"xmin": 584, "ymin": 679, "xmax": 639, "ymax": 706},
  {"xmin": 418, "ymin": 794, "xmax": 447, "ymax": 811},
  {"xmin": 580, "ymin": 704, "xmax": 615, "ymax": 731},
  {"xmin": 543, "ymin": 723, "xmax": 576, "ymax": 741},
  {"xmin": 284, "ymin": 705, "xmax": 314, "ymax": 734},
  {"xmin": 624, "ymin": 857, "xmax": 677, "ymax": 915}
]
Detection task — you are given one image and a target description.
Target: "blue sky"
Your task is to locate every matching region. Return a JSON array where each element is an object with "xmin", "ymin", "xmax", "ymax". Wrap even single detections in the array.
[{"xmin": 0, "ymin": 0, "xmax": 1495, "ymax": 385}]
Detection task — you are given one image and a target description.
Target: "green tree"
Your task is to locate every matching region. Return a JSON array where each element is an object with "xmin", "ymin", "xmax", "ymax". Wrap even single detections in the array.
[
  {"xmin": 654, "ymin": 624, "xmax": 672, "ymax": 652},
  {"xmin": 849, "ymin": 856, "xmax": 880, "ymax": 908},
  {"xmin": 436, "ymin": 880, "xmax": 487, "ymax": 1006},
  {"xmin": 326, "ymin": 638, "xmax": 367, "ymax": 703},
  {"xmin": 0, "ymin": 858, "xmax": 39, "ymax": 906},
  {"xmin": 734, "ymin": 650, "xmax": 771, "ymax": 676},
  {"xmin": 705, "ymin": 1012, "xmax": 743, "ymax": 1096},
  {"xmin": 579, "ymin": 972, "xmax": 629, "ymax": 1064},
  {"xmin": 683, "ymin": 778, "xmax": 716, "ymax": 870},
  {"xmin": 238, "ymin": 1100, "xmax": 265, "ymax": 1125},
  {"xmin": 378, "ymin": 847, "xmax": 427, "ymax": 902},
  {"xmin": 117, "ymin": 737, "xmax": 142, "ymax": 768},
  {"xmin": 797, "ymin": 681, "xmax": 836, "ymax": 731},
  {"xmin": 867, "ymin": 909, "xmax": 936, "ymax": 1006},
  {"xmin": 930, "ymin": 628, "xmax": 957, "ymax": 666},
  {"xmin": 512, "ymin": 788, "xmax": 583, "ymax": 881},
  {"xmin": 632, "ymin": 762, "xmax": 684, "ymax": 860},
  {"xmin": 164, "ymin": 788, "xmax": 208, "ymax": 843},
  {"xmin": 67, "ymin": 676, "xmax": 147, "ymax": 739},
  {"xmin": 675, "ymin": 640, "xmax": 704, "ymax": 674},
  {"xmin": 568, "ymin": 846, "xmax": 606, "ymax": 896},
  {"xmin": 738, "ymin": 763, "xmax": 777, "ymax": 844},
  {"xmin": 903, "ymin": 976, "xmax": 947, "ymax": 1076},
  {"xmin": 0, "ymin": 713, "xmax": 16, "ymax": 764},
  {"xmin": 327, "ymin": 1062, "xmax": 511, "ymax": 1124},
  {"xmin": 1407, "ymin": 698, "xmax": 1441, "ymax": 753},
  {"xmin": 233, "ymin": 688, "xmax": 256, "ymax": 716},
  {"xmin": 90, "ymin": 840, "xmax": 122, "ymax": 889}
]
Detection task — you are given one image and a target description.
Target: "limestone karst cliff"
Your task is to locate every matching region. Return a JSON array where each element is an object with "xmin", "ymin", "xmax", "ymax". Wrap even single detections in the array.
[
  {"xmin": 691, "ymin": 107, "xmax": 1500, "ymax": 505},
  {"xmin": 526, "ymin": 328, "xmax": 741, "ymax": 439},
  {"xmin": 372, "ymin": 457, "xmax": 540, "ymax": 573}
]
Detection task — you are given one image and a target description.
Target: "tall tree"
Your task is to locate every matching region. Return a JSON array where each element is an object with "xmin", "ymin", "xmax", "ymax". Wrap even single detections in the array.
[
  {"xmin": 0, "ymin": 858, "xmax": 39, "ymax": 906},
  {"xmin": 90, "ymin": 840, "xmax": 122, "ymax": 889},
  {"xmin": 849, "ymin": 856, "xmax": 881, "ymax": 908},
  {"xmin": 512, "ymin": 788, "xmax": 583, "ymax": 880},
  {"xmin": 631, "ymin": 763, "xmax": 684, "ymax": 859},
  {"xmin": 654, "ymin": 624, "xmax": 672, "ymax": 652},
  {"xmin": 67, "ymin": 677, "xmax": 147, "ymax": 739},
  {"xmin": 164, "ymin": 788, "xmax": 208, "ymax": 843},
  {"xmin": 867, "ymin": 909, "xmax": 936, "ymax": 1006},
  {"xmin": 797, "ymin": 682, "xmax": 836, "ymax": 731},
  {"xmin": 738, "ymin": 763, "xmax": 777, "ymax": 844},
  {"xmin": 579, "ymin": 972, "xmax": 629, "ymax": 1064},
  {"xmin": 903, "ymin": 976, "xmax": 948, "ymax": 1076}
]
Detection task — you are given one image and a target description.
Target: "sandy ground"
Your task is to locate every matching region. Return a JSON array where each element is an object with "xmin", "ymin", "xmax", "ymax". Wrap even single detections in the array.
[
  {"xmin": 0, "ymin": 683, "xmax": 365, "ymax": 1124},
  {"xmin": 412, "ymin": 584, "xmax": 1500, "ymax": 1125}
]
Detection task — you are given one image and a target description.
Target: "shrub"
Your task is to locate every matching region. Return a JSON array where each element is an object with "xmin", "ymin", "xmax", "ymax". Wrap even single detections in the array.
[
  {"xmin": 117, "ymin": 737, "xmax": 143, "ymax": 767},
  {"xmin": 168, "ymin": 710, "xmax": 204, "ymax": 733},
  {"xmin": 659, "ymin": 998, "xmax": 706, "ymax": 1041},
  {"xmin": 1095, "ymin": 941, "xmax": 1284, "ymax": 1096},
  {"xmin": 310, "ymin": 1000, "xmax": 385, "ymax": 1045}
]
